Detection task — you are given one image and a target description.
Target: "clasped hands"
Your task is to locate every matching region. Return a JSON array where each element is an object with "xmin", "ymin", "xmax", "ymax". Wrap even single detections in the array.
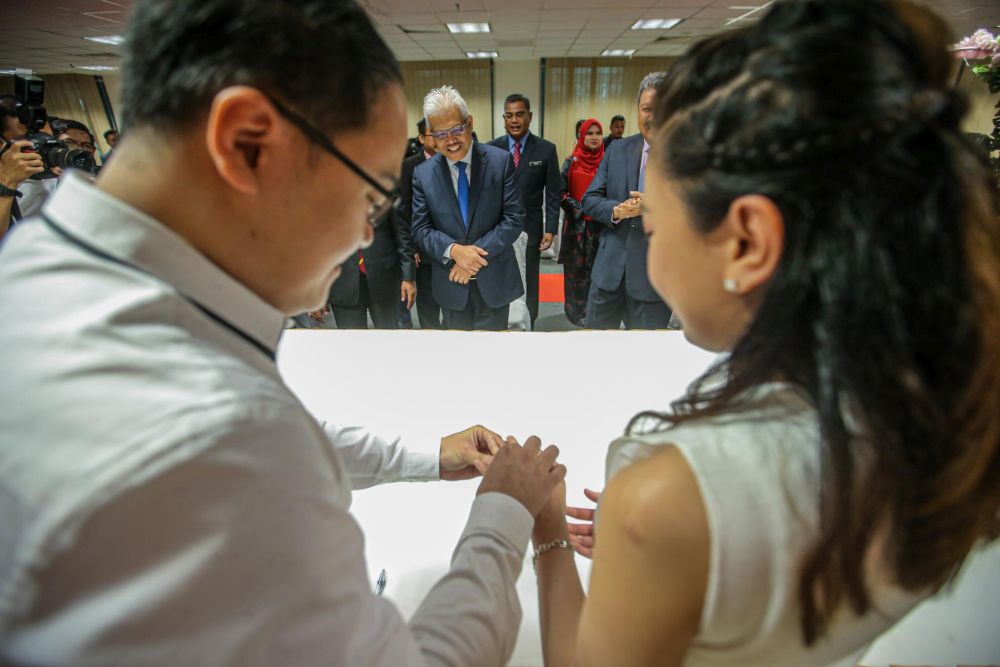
[
  {"xmin": 612, "ymin": 190, "xmax": 643, "ymax": 223},
  {"xmin": 440, "ymin": 424, "xmax": 602, "ymax": 559},
  {"xmin": 448, "ymin": 244, "xmax": 488, "ymax": 284}
]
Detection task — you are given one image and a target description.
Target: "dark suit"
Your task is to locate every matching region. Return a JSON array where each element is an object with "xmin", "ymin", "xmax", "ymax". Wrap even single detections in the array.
[
  {"xmin": 399, "ymin": 150, "xmax": 442, "ymax": 329},
  {"xmin": 326, "ymin": 196, "xmax": 416, "ymax": 329},
  {"xmin": 411, "ymin": 141, "xmax": 525, "ymax": 330},
  {"xmin": 581, "ymin": 133, "xmax": 671, "ymax": 329},
  {"xmin": 487, "ymin": 133, "xmax": 560, "ymax": 326}
]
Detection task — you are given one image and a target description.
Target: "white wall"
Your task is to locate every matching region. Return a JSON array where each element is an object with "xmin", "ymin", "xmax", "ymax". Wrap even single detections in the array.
[{"xmin": 492, "ymin": 59, "xmax": 541, "ymax": 143}]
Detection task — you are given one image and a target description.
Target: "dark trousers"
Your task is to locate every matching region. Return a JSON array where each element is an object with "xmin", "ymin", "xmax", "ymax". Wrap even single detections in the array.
[
  {"xmin": 585, "ymin": 277, "xmax": 672, "ymax": 330},
  {"xmin": 441, "ymin": 281, "xmax": 510, "ymax": 331},
  {"xmin": 415, "ymin": 261, "xmax": 442, "ymax": 330},
  {"xmin": 525, "ymin": 243, "xmax": 540, "ymax": 327},
  {"xmin": 332, "ymin": 274, "xmax": 399, "ymax": 329}
]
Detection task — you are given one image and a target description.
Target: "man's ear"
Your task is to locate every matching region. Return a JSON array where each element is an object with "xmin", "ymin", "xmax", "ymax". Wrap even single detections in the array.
[
  {"xmin": 721, "ymin": 194, "xmax": 784, "ymax": 295},
  {"xmin": 204, "ymin": 86, "xmax": 284, "ymax": 195},
  {"xmin": 466, "ymin": 114, "xmax": 474, "ymax": 135}
]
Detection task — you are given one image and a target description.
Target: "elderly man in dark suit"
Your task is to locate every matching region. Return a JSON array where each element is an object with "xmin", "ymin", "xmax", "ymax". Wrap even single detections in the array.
[
  {"xmin": 412, "ymin": 85, "xmax": 525, "ymax": 331},
  {"xmin": 399, "ymin": 118, "xmax": 443, "ymax": 329},
  {"xmin": 581, "ymin": 72, "xmax": 673, "ymax": 330},
  {"xmin": 488, "ymin": 94, "xmax": 560, "ymax": 329}
]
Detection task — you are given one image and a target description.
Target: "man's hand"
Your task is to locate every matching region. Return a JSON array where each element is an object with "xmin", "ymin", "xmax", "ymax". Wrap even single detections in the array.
[
  {"xmin": 476, "ymin": 435, "xmax": 566, "ymax": 517},
  {"xmin": 0, "ymin": 141, "xmax": 44, "ymax": 188},
  {"xmin": 539, "ymin": 232, "xmax": 555, "ymax": 251},
  {"xmin": 400, "ymin": 280, "xmax": 416, "ymax": 309},
  {"xmin": 449, "ymin": 265, "xmax": 475, "ymax": 285},
  {"xmin": 439, "ymin": 425, "xmax": 504, "ymax": 481},
  {"xmin": 612, "ymin": 197, "xmax": 641, "ymax": 222},
  {"xmin": 565, "ymin": 487, "xmax": 602, "ymax": 558},
  {"xmin": 414, "ymin": 252, "xmax": 422, "ymax": 268},
  {"xmin": 307, "ymin": 306, "xmax": 329, "ymax": 322},
  {"xmin": 450, "ymin": 244, "xmax": 488, "ymax": 272}
]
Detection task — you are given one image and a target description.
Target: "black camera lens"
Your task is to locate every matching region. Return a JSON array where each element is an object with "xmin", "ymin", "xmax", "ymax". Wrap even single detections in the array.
[
  {"xmin": 23, "ymin": 133, "xmax": 97, "ymax": 178},
  {"xmin": 47, "ymin": 146, "xmax": 96, "ymax": 173}
]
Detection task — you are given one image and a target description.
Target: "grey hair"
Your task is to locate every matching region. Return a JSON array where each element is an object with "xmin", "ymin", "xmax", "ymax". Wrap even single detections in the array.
[
  {"xmin": 423, "ymin": 85, "xmax": 470, "ymax": 127},
  {"xmin": 638, "ymin": 71, "xmax": 667, "ymax": 103}
]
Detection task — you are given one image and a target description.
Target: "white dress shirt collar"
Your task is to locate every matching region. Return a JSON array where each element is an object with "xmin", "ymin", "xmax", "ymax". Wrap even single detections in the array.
[{"xmin": 42, "ymin": 172, "xmax": 287, "ymax": 355}]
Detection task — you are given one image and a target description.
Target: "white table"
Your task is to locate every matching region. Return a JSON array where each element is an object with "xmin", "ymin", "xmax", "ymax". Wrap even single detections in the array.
[{"xmin": 278, "ymin": 330, "xmax": 1000, "ymax": 666}]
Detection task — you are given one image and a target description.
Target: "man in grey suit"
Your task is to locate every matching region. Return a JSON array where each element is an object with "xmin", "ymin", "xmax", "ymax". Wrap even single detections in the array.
[
  {"xmin": 488, "ymin": 94, "xmax": 561, "ymax": 329},
  {"xmin": 411, "ymin": 85, "xmax": 525, "ymax": 331},
  {"xmin": 581, "ymin": 72, "xmax": 673, "ymax": 329}
]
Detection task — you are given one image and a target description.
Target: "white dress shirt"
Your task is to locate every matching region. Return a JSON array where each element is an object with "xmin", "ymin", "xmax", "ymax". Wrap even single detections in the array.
[{"xmin": 0, "ymin": 172, "xmax": 534, "ymax": 666}]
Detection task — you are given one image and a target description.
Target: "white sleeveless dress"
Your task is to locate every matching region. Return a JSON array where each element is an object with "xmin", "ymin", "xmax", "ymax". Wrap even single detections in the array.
[{"xmin": 605, "ymin": 383, "xmax": 927, "ymax": 667}]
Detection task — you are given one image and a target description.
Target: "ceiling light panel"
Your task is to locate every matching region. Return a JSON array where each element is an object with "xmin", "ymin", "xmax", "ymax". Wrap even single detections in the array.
[
  {"xmin": 630, "ymin": 18, "xmax": 683, "ymax": 30},
  {"xmin": 83, "ymin": 35, "xmax": 124, "ymax": 45},
  {"xmin": 447, "ymin": 22, "xmax": 491, "ymax": 33}
]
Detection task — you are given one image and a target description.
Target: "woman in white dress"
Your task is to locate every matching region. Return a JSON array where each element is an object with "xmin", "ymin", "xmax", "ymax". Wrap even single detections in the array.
[{"xmin": 526, "ymin": 1, "xmax": 1000, "ymax": 665}]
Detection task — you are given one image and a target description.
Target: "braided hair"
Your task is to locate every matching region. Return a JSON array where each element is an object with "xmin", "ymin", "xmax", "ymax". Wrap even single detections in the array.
[{"xmin": 634, "ymin": 0, "xmax": 1000, "ymax": 645}]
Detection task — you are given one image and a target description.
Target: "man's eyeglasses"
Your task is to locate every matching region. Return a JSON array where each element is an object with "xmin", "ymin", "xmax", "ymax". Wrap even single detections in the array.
[
  {"xmin": 268, "ymin": 96, "xmax": 399, "ymax": 227},
  {"xmin": 502, "ymin": 111, "xmax": 528, "ymax": 120},
  {"xmin": 429, "ymin": 122, "xmax": 468, "ymax": 142}
]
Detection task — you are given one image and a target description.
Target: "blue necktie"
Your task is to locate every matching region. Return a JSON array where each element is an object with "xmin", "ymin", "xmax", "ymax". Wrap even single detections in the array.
[{"xmin": 455, "ymin": 161, "xmax": 469, "ymax": 229}]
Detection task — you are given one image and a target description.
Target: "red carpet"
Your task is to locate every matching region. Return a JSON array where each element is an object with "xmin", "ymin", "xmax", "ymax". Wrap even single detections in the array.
[{"xmin": 539, "ymin": 273, "xmax": 564, "ymax": 303}]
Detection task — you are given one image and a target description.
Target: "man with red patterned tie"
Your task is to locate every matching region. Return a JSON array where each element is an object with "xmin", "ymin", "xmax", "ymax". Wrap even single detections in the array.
[{"xmin": 488, "ymin": 94, "xmax": 561, "ymax": 329}]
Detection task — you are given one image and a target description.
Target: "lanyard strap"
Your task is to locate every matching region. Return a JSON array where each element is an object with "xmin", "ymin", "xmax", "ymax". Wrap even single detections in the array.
[{"xmin": 40, "ymin": 213, "xmax": 278, "ymax": 362}]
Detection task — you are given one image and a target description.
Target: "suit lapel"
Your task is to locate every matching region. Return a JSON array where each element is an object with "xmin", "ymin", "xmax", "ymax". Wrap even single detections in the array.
[
  {"xmin": 514, "ymin": 134, "xmax": 534, "ymax": 183},
  {"xmin": 627, "ymin": 135, "xmax": 643, "ymax": 192},
  {"xmin": 435, "ymin": 154, "xmax": 464, "ymax": 232},
  {"xmin": 466, "ymin": 143, "xmax": 485, "ymax": 228}
]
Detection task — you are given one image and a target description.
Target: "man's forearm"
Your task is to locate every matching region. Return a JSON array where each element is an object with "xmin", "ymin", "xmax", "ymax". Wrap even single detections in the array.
[
  {"xmin": 410, "ymin": 493, "xmax": 534, "ymax": 667},
  {"xmin": 320, "ymin": 422, "xmax": 438, "ymax": 489}
]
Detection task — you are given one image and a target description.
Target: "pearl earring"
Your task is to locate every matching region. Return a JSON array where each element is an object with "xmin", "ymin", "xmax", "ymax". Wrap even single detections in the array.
[{"xmin": 723, "ymin": 278, "xmax": 739, "ymax": 293}]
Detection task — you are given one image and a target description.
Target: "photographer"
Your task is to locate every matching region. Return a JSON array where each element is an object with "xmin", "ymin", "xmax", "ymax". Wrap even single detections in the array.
[
  {"xmin": 0, "ymin": 139, "xmax": 43, "ymax": 238},
  {"xmin": 1, "ymin": 90, "xmax": 96, "ymax": 219},
  {"xmin": 54, "ymin": 119, "xmax": 98, "ymax": 156}
]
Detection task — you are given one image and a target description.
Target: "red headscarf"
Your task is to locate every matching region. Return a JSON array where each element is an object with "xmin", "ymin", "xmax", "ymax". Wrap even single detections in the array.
[{"xmin": 567, "ymin": 118, "xmax": 605, "ymax": 206}]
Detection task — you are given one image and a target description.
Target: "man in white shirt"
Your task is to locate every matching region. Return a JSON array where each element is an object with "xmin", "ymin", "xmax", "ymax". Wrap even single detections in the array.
[{"xmin": 0, "ymin": 1, "xmax": 566, "ymax": 665}]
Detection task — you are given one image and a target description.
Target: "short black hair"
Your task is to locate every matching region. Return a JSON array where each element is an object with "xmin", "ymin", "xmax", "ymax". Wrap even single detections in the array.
[
  {"xmin": 575, "ymin": 118, "xmax": 585, "ymax": 137},
  {"xmin": 417, "ymin": 118, "xmax": 427, "ymax": 135},
  {"xmin": 48, "ymin": 117, "xmax": 66, "ymax": 136},
  {"xmin": 121, "ymin": 0, "xmax": 401, "ymax": 136},
  {"xmin": 104, "ymin": 128, "xmax": 119, "ymax": 140},
  {"xmin": 60, "ymin": 119, "xmax": 96, "ymax": 145},
  {"xmin": 611, "ymin": 114, "xmax": 625, "ymax": 124},
  {"xmin": 504, "ymin": 93, "xmax": 531, "ymax": 111}
]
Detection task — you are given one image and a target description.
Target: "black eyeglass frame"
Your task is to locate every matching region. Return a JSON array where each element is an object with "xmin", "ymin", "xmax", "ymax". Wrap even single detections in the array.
[{"xmin": 267, "ymin": 96, "xmax": 399, "ymax": 226}]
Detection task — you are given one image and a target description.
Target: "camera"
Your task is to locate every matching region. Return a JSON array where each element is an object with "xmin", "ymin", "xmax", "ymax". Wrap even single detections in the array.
[{"xmin": 14, "ymin": 73, "xmax": 96, "ymax": 179}]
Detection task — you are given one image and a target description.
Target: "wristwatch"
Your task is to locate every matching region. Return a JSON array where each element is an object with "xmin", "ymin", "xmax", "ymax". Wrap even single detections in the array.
[{"xmin": 0, "ymin": 183, "xmax": 21, "ymax": 198}]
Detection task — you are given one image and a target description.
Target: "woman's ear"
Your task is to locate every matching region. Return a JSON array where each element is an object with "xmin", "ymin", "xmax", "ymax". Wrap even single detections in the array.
[{"xmin": 719, "ymin": 194, "xmax": 784, "ymax": 295}]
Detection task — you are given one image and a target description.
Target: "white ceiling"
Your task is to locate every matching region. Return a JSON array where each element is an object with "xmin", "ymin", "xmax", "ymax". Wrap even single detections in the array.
[{"xmin": 0, "ymin": 0, "xmax": 998, "ymax": 73}]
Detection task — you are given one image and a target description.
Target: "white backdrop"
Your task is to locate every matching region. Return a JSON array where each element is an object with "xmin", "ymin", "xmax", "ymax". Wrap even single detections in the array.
[{"xmin": 277, "ymin": 330, "xmax": 1000, "ymax": 666}]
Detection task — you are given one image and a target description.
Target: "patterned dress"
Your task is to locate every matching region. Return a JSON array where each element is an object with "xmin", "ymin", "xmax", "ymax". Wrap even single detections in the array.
[{"xmin": 558, "ymin": 156, "xmax": 602, "ymax": 326}]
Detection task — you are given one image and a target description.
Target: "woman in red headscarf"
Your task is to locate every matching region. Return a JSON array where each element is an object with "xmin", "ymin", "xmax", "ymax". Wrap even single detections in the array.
[{"xmin": 558, "ymin": 118, "xmax": 605, "ymax": 326}]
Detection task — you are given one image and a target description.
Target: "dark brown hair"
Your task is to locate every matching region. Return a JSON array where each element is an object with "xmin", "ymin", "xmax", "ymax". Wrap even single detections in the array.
[{"xmin": 635, "ymin": 0, "xmax": 1000, "ymax": 645}]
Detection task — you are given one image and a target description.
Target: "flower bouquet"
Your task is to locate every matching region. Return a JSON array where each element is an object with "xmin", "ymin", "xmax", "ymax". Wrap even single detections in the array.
[{"xmin": 953, "ymin": 29, "xmax": 1000, "ymax": 178}]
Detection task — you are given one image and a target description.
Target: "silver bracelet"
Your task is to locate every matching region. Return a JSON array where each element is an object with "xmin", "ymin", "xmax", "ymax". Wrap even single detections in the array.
[{"xmin": 532, "ymin": 539, "xmax": 572, "ymax": 570}]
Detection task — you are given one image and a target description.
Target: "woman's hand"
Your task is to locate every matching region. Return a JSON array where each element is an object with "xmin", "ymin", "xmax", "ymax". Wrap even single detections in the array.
[{"xmin": 566, "ymin": 488, "xmax": 601, "ymax": 558}]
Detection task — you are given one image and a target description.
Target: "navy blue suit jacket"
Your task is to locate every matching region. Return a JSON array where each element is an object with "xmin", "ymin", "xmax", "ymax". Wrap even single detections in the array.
[
  {"xmin": 581, "ymin": 133, "xmax": 658, "ymax": 302},
  {"xmin": 411, "ymin": 142, "xmax": 525, "ymax": 311}
]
